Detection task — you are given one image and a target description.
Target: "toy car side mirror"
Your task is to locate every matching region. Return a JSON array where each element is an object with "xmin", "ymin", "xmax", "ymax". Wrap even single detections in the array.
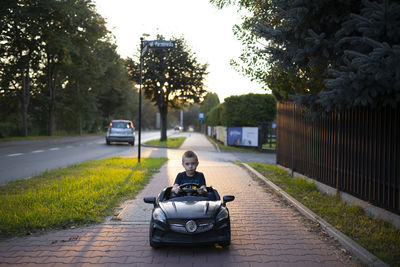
[
  {"xmin": 143, "ymin": 197, "xmax": 156, "ymax": 204},
  {"xmin": 223, "ymin": 195, "xmax": 235, "ymax": 204}
]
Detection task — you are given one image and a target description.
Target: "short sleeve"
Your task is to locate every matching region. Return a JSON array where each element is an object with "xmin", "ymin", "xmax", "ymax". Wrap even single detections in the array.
[
  {"xmin": 174, "ymin": 172, "xmax": 183, "ymax": 185},
  {"xmin": 198, "ymin": 172, "xmax": 206, "ymax": 186}
]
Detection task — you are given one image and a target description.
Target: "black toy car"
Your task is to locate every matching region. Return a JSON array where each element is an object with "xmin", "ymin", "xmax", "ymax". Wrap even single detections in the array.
[{"xmin": 143, "ymin": 183, "xmax": 235, "ymax": 248}]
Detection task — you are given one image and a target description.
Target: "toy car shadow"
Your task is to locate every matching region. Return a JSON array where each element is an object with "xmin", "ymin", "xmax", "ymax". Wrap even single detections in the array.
[{"xmin": 143, "ymin": 183, "xmax": 235, "ymax": 248}]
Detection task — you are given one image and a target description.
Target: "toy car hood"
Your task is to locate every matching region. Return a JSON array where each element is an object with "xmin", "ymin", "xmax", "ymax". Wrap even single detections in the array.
[{"xmin": 160, "ymin": 200, "xmax": 221, "ymax": 219}]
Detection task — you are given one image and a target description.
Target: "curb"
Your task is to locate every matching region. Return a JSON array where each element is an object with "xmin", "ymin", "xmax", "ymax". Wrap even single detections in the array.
[
  {"xmin": 141, "ymin": 143, "xmax": 180, "ymax": 149},
  {"xmin": 204, "ymin": 136, "xmax": 220, "ymax": 152},
  {"xmin": 241, "ymin": 163, "xmax": 388, "ymax": 267}
]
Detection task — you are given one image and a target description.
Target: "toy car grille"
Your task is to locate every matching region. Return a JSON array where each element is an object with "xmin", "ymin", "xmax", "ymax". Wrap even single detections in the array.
[{"xmin": 169, "ymin": 219, "xmax": 214, "ymax": 234}]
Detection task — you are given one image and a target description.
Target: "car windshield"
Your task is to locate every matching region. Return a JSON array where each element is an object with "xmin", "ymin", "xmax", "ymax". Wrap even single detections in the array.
[
  {"xmin": 112, "ymin": 121, "xmax": 131, "ymax": 129},
  {"xmin": 166, "ymin": 196, "xmax": 210, "ymax": 202}
]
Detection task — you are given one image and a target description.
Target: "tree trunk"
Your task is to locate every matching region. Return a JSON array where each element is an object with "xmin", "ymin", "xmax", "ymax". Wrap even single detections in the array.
[
  {"xmin": 159, "ymin": 105, "xmax": 168, "ymax": 141},
  {"xmin": 20, "ymin": 68, "xmax": 30, "ymax": 137},
  {"xmin": 47, "ymin": 54, "xmax": 58, "ymax": 136},
  {"xmin": 77, "ymin": 81, "xmax": 82, "ymax": 136}
]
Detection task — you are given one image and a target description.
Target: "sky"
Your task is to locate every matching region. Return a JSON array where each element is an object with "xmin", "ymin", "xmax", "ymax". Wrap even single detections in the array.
[{"xmin": 92, "ymin": 0, "xmax": 267, "ymax": 102}]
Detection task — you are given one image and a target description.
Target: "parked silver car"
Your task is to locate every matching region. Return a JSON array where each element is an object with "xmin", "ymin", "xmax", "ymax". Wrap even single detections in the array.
[{"xmin": 106, "ymin": 120, "xmax": 135, "ymax": 146}]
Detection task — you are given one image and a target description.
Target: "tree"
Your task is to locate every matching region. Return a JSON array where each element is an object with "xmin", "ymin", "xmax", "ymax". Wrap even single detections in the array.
[
  {"xmin": 205, "ymin": 104, "xmax": 224, "ymax": 127},
  {"xmin": 199, "ymin": 92, "xmax": 220, "ymax": 114},
  {"xmin": 211, "ymin": 0, "xmax": 400, "ymax": 114},
  {"xmin": 0, "ymin": 0, "xmax": 42, "ymax": 136},
  {"xmin": 38, "ymin": 0, "xmax": 109, "ymax": 135},
  {"xmin": 183, "ymin": 104, "xmax": 200, "ymax": 130},
  {"xmin": 222, "ymin": 93, "xmax": 276, "ymax": 126},
  {"xmin": 320, "ymin": 0, "xmax": 400, "ymax": 111},
  {"xmin": 1, "ymin": 0, "xmax": 132, "ymax": 137},
  {"xmin": 126, "ymin": 36, "xmax": 208, "ymax": 141},
  {"xmin": 212, "ymin": 0, "xmax": 360, "ymax": 95}
]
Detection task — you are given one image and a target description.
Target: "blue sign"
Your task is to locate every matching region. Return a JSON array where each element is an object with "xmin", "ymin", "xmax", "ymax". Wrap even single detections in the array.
[
  {"xmin": 199, "ymin": 113, "xmax": 204, "ymax": 120},
  {"xmin": 228, "ymin": 127, "xmax": 258, "ymax": 147},
  {"xmin": 228, "ymin": 127, "xmax": 242, "ymax": 146}
]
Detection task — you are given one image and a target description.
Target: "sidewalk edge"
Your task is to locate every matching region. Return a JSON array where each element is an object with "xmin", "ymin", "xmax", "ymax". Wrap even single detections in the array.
[
  {"xmin": 204, "ymin": 135, "xmax": 220, "ymax": 152},
  {"xmin": 241, "ymin": 163, "xmax": 388, "ymax": 267}
]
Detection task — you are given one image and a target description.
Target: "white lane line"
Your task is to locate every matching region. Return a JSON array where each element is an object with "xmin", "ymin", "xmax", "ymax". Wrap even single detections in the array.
[
  {"xmin": 32, "ymin": 150, "xmax": 44, "ymax": 153},
  {"xmin": 8, "ymin": 153, "xmax": 23, "ymax": 157},
  {"xmin": 49, "ymin": 147, "xmax": 60, "ymax": 151}
]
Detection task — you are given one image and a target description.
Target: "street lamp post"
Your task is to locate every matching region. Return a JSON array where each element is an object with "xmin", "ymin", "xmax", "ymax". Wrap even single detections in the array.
[{"xmin": 138, "ymin": 37, "xmax": 144, "ymax": 163}]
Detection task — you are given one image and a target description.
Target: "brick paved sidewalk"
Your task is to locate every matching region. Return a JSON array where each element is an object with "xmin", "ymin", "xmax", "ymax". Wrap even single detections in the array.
[{"xmin": 0, "ymin": 133, "xmax": 358, "ymax": 266}]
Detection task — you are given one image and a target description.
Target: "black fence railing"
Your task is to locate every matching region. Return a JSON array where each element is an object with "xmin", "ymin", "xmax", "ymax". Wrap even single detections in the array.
[{"xmin": 277, "ymin": 102, "xmax": 400, "ymax": 215}]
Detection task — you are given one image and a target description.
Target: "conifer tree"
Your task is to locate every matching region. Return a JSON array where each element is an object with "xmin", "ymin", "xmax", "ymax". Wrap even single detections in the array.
[{"xmin": 320, "ymin": 0, "xmax": 400, "ymax": 111}]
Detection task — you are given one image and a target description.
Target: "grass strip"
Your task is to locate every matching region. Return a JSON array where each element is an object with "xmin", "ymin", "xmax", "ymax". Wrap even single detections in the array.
[
  {"xmin": 145, "ymin": 137, "xmax": 186, "ymax": 148},
  {"xmin": 246, "ymin": 162, "xmax": 400, "ymax": 266},
  {"xmin": 0, "ymin": 157, "xmax": 167, "ymax": 238}
]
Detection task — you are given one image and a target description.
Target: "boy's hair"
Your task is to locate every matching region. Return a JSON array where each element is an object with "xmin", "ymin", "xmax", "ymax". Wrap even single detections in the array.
[{"xmin": 182, "ymin": 150, "xmax": 198, "ymax": 162}]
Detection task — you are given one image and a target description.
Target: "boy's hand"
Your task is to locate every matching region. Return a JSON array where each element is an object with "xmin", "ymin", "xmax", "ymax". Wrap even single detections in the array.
[
  {"xmin": 171, "ymin": 184, "xmax": 181, "ymax": 194},
  {"xmin": 197, "ymin": 185, "xmax": 207, "ymax": 195}
]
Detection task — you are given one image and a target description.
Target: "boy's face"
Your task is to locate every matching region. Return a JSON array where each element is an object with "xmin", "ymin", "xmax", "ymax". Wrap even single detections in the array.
[{"xmin": 182, "ymin": 156, "xmax": 198, "ymax": 176}]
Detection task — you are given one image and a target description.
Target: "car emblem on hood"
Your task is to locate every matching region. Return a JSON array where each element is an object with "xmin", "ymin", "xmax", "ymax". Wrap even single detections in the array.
[{"xmin": 185, "ymin": 220, "xmax": 197, "ymax": 233}]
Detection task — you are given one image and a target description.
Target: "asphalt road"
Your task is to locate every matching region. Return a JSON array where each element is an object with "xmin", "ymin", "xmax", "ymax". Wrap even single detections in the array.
[{"xmin": 0, "ymin": 130, "xmax": 174, "ymax": 185}]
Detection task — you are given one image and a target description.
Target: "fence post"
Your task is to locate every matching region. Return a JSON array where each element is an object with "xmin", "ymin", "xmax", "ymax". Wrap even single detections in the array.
[
  {"xmin": 336, "ymin": 111, "xmax": 342, "ymax": 194},
  {"xmin": 258, "ymin": 123, "xmax": 263, "ymax": 152},
  {"xmin": 291, "ymin": 103, "xmax": 296, "ymax": 177}
]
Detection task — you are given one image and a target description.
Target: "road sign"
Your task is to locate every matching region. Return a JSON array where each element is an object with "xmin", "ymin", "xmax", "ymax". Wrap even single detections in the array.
[
  {"xmin": 199, "ymin": 113, "xmax": 204, "ymax": 120},
  {"xmin": 145, "ymin": 40, "xmax": 175, "ymax": 49},
  {"xmin": 141, "ymin": 43, "xmax": 148, "ymax": 56}
]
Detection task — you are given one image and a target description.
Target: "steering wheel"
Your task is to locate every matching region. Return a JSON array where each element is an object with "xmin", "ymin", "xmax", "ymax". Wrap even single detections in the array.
[{"xmin": 179, "ymin": 183, "xmax": 200, "ymax": 196}]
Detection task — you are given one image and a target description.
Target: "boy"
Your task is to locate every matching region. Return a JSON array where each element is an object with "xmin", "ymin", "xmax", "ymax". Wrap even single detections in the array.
[{"xmin": 171, "ymin": 150, "xmax": 207, "ymax": 196}]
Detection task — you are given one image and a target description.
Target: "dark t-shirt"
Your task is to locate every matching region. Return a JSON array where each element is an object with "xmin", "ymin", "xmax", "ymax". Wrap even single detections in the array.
[{"xmin": 174, "ymin": 171, "xmax": 206, "ymax": 186}]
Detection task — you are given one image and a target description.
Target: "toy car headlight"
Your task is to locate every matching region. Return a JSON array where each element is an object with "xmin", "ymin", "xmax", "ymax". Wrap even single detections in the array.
[
  {"xmin": 153, "ymin": 208, "xmax": 166, "ymax": 223},
  {"xmin": 216, "ymin": 207, "xmax": 229, "ymax": 222}
]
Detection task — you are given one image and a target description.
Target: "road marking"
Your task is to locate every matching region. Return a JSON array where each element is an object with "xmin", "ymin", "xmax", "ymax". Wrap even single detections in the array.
[
  {"xmin": 32, "ymin": 150, "xmax": 44, "ymax": 153},
  {"xmin": 49, "ymin": 147, "xmax": 60, "ymax": 151},
  {"xmin": 8, "ymin": 153, "xmax": 23, "ymax": 157}
]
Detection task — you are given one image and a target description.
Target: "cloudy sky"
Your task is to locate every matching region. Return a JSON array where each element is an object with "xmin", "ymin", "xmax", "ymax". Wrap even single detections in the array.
[{"xmin": 93, "ymin": 0, "xmax": 267, "ymax": 102}]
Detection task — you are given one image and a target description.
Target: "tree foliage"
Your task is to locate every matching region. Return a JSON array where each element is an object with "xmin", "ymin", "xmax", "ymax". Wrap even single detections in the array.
[
  {"xmin": 199, "ymin": 92, "xmax": 220, "ymax": 114},
  {"xmin": 223, "ymin": 93, "xmax": 276, "ymax": 126},
  {"xmin": 205, "ymin": 93, "xmax": 276, "ymax": 126},
  {"xmin": 0, "ymin": 0, "xmax": 135, "ymax": 137},
  {"xmin": 211, "ymin": 0, "xmax": 400, "ymax": 114},
  {"xmin": 205, "ymin": 104, "xmax": 224, "ymax": 126},
  {"xmin": 126, "ymin": 35, "xmax": 208, "ymax": 141},
  {"xmin": 320, "ymin": 0, "xmax": 400, "ymax": 111}
]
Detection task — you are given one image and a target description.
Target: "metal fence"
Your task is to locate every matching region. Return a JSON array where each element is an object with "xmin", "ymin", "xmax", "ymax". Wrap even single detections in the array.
[{"xmin": 277, "ymin": 102, "xmax": 400, "ymax": 215}]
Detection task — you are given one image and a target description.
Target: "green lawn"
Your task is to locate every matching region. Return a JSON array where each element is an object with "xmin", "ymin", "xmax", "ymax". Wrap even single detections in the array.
[
  {"xmin": 145, "ymin": 137, "xmax": 186, "ymax": 148},
  {"xmin": 0, "ymin": 157, "xmax": 167, "ymax": 237},
  {"xmin": 246, "ymin": 162, "xmax": 400, "ymax": 266}
]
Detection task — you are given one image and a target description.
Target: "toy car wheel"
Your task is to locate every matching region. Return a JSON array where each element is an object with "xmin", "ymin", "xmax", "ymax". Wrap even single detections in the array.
[
  {"xmin": 219, "ymin": 239, "xmax": 231, "ymax": 248},
  {"xmin": 150, "ymin": 239, "xmax": 160, "ymax": 248},
  {"xmin": 149, "ymin": 221, "xmax": 160, "ymax": 248}
]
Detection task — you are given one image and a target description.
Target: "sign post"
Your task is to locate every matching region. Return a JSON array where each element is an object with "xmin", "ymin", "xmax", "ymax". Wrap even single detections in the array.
[
  {"xmin": 198, "ymin": 113, "xmax": 204, "ymax": 133},
  {"xmin": 137, "ymin": 38, "xmax": 175, "ymax": 163}
]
